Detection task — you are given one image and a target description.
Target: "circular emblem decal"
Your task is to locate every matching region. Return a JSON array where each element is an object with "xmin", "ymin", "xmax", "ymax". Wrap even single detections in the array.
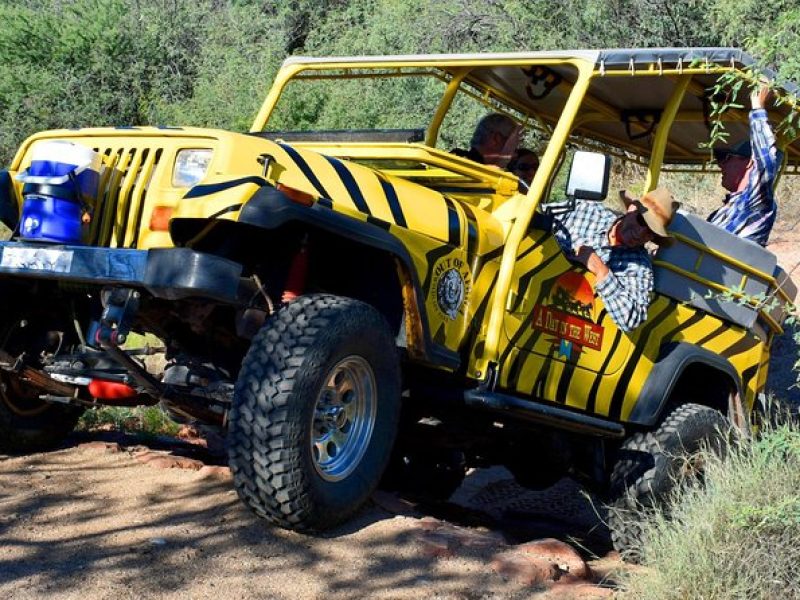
[{"xmin": 436, "ymin": 268, "xmax": 465, "ymax": 320}]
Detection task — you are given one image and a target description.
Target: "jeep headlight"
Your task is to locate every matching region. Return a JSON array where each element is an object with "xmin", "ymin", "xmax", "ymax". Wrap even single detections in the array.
[{"xmin": 172, "ymin": 149, "xmax": 212, "ymax": 188}]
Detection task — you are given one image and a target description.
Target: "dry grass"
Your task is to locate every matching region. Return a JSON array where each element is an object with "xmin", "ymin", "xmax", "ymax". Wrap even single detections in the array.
[{"xmin": 619, "ymin": 415, "xmax": 800, "ymax": 600}]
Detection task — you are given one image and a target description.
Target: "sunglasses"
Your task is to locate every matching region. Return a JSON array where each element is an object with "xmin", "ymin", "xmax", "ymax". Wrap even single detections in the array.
[{"xmin": 717, "ymin": 153, "xmax": 746, "ymax": 167}]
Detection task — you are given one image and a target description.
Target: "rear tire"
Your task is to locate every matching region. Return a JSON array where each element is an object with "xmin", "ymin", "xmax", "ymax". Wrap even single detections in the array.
[
  {"xmin": 227, "ymin": 294, "xmax": 401, "ymax": 531},
  {"xmin": 607, "ymin": 403, "xmax": 729, "ymax": 562}
]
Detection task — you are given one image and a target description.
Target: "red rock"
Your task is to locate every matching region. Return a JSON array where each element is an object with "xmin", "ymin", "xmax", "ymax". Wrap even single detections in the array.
[
  {"xmin": 545, "ymin": 581, "xmax": 615, "ymax": 599},
  {"xmin": 448, "ymin": 526, "xmax": 505, "ymax": 550},
  {"xmin": 417, "ymin": 531, "xmax": 457, "ymax": 558},
  {"xmin": 78, "ymin": 441, "xmax": 121, "ymax": 453},
  {"xmin": 414, "ymin": 523, "xmax": 505, "ymax": 560},
  {"xmin": 197, "ymin": 465, "xmax": 233, "ymax": 481},
  {"xmin": 518, "ymin": 538, "xmax": 590, "ymax": 579},
  {"xmin": 135, "ymin": 451, "xmax": 203, "ymax": 471},
  {"xmin": 491, "ymin": 551, "xmax": 556, "ymax": 585},
  {"xmin": 417, "ymin": 516, "xmax": 443, "ymax": 531},
  {"xmin": 492, "ymin": 538, "xmax": 590, "ymax": 586},
  {"xmin": 177, "ymin": 424, "xmax": 200, "ymax": 439}
]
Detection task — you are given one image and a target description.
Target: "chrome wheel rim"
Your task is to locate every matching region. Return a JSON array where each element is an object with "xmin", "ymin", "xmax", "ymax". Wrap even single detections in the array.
[{"xmin": 311, "ymin": 356, "xmax": 377, "ymax": 482}]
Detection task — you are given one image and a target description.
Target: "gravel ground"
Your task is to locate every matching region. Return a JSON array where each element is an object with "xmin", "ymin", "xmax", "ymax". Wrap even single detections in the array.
[
  {"xmin": 0, "ymin": 444, "xmax": 522, "ymax": 600},
  {"xmin": 0, "ymin": 441, "xmax": 617, "ymax": 600}
]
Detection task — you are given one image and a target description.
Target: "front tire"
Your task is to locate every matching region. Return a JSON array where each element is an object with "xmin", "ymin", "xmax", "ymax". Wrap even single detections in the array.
[
  {"xmin": 228, "ymin": 294, "xmax": 401, "ymax": 531},
  {"xmin": 0, "ymin": 373, "xmax": 84, "ymax": 453},
  {"xmin": 0, "ymin": 318, "xmax": 84, "ymax": 454},
  {"xmin": 607, "ymin": 403, "xmax": 729, "ymax": 562}
]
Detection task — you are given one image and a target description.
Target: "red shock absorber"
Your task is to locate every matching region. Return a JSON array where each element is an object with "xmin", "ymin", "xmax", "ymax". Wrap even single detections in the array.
[{"xmin": 281, "ymin": 236, "xmax": 309, "ymax": 303}]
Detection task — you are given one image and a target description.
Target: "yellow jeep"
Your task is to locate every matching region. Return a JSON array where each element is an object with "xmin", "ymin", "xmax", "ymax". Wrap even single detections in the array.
[{"xmin": 0, "ymin": 48, "xmax": 796, "ymax": 555}]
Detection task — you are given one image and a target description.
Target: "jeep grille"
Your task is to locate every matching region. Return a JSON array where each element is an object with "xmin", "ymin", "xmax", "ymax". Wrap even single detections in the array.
[{"xmin": 91, "ymin": 145, "xmax": 164, "ymax": 248}]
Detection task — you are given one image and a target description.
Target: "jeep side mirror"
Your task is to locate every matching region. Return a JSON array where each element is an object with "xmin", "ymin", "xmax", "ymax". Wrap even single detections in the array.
[{"xmin": 565, "ymin": 151, "xmax": 611, "ymax": 201}]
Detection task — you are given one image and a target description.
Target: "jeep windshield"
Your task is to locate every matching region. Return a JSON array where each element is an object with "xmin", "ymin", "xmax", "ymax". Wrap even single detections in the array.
[{"xmin": 257, "ymin": 67, "xmax": 445, "ymax": 142}]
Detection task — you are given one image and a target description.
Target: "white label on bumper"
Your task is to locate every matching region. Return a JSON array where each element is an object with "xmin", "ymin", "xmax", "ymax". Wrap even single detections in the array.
[{"xmin": 0, "ymin": 247, "xmax": 74, "ymax": 273}]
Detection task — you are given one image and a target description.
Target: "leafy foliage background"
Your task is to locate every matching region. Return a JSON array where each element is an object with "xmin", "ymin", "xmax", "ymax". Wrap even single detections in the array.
[{"xmin": 1, "ymin": 0, "xmax": 798, "ymax": 165}]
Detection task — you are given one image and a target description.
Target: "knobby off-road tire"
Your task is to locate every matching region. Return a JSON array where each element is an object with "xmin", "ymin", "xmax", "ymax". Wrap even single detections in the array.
[
  {"xmin": 0, "ymin": 373, "xmax": 83, "ymax": 453},
  {"xmin": 0, "ymin": 317, "xmax": 84, "ymax": 454},
  {"xmin": 228, "ymin": 294, "xmax": 401, "ymax": 531},
  {"xmin": 607, "ymin": 403, "xmax": 729, "ymax": 562}
]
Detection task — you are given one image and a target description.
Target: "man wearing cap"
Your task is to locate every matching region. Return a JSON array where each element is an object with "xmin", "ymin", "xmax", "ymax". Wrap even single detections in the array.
[
  {"xmin": 708, "ymin": 84, "xmax": 782, "ymax": 246},
  {"xmin": 553, "ymin": 188, "xmax": 679, "ymax": 332}
]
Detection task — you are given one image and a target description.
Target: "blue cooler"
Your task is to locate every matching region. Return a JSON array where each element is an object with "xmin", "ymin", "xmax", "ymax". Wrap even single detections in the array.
[{"xmin": 15, "ymin": 141, "xmax": 101, "ymax": 244}]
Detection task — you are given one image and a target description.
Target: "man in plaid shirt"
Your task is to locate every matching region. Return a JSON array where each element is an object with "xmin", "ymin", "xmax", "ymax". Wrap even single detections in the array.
[
  {"xmin": 708, "ymin": 85, "xmax": 782, "ymax": 246},
  {"xmin": 554, "ymin": 188, "xmax": 678, "ymax": 332}
]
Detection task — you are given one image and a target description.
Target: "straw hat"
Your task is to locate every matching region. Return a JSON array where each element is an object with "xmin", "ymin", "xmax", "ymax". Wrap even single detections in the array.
[{"xmin": 619, "ymin": 187, "xmax": 680, "ymax": 243}]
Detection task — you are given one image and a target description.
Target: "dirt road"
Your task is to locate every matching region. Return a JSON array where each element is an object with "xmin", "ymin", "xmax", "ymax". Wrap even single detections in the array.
[{"xmin": 0, "ymin": 436, "xmax": 617, "ymax": 599}]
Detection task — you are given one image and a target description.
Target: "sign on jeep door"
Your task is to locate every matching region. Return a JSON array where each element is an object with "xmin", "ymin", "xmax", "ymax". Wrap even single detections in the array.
[{"xmin": 499, "ymin": 230, "xmax": 634, "ymax": 403}]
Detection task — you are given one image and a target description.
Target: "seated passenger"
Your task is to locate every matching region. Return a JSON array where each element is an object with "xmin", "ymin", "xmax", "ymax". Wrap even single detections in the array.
[
  {"xmin": 508, "ymin": 147, "xmax": 539, "ymax": 189},
  {"xmin": 553, "ymin": 188, "xmax": 679, "ymax": 332},
  {"xmin": 452, "ymin": 113, "xmax": 521, "ymax": 167}
]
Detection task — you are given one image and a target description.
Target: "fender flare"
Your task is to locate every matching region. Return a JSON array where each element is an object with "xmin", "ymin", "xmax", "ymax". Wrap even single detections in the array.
[
  {"xmin": 627, "ymin": 341, "xmax": 743, "ymax": 427},
  {"xmin": 171, "ymin": 183, "xmax": 460, "ymax": 371}
]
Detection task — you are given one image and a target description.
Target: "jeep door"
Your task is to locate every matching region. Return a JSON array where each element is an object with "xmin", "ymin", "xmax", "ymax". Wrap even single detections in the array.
[{"xmin": 500, "ymin": 221, "xmax": 636, "ymax": 408}]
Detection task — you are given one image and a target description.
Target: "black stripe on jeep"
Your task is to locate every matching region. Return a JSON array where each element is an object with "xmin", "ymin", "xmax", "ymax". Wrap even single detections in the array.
[
  {"xmin": 585, "ymin": 317, "xmax": 621, "ymax": 414},
  {"xmin": 720, "ymin": 332, "xmax": 760, "ymax": 359},
  {"xmin": 741, "ymin": 363, "xmax": 759, "ymax": 394},
  {"xmin": 501, "ymin": 272, "xmax": 563, "ymax": 389},
  {"xmin": 324, "ymin": 156, "xmax": 371, "ymax": 215},
  {"xmin": 377, "ymin": 175, "xmax": 407, "ymax": 228},
  {"xmin": 444, "ymin": 197, "xmax": 460, "ymax": 246},
  {"xmin": 602, "ymin": 310, "xmax": 706, "ymax": 415},
  {"xmin": 693, "ymin": 322, "xmax": 728, "ymax": 347},
  {"xmin": 366, "ymin": 215, "xmax": 392, "ymax": 231},
  {"xmin": 183, "ymin": 176, "xmax": 267, "ymax": 199},
  {"xmin": 207, "ymin": 204, "xmax": 244, "ymax": 220},
  {"xmin": 278, "ymin": 143, "xmax": 333, "ymax": 200},
  {"xmin": 460, "ymin": 202, "xmax": 479, "ymax": 258},
  {"xmin": 607, "ymin": 299, "xmax": 676, "ymax": 421},
  {"xmin": 662, "ymin": 311, "xmax": 707, "ymax": 345},
  {"xmin": 499, "ymin": 257, "xmax": 563, "ymax": 371},
  {"xmin": 554, "ymin": 307, "xmax": 609, "ymax": 407},
  {"xmin": 510, "ymin": 246, "xmax": 561, "ymax": 313}
]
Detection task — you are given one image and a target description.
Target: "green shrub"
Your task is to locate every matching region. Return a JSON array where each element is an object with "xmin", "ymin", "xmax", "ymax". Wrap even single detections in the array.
[{"xmin": 78, "ymin": 405, "xmax": 180, "ymax": 437}]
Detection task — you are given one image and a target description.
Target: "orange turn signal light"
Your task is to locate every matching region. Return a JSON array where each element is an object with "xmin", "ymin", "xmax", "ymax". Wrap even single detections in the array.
[
  {"xmin": 277, "ymin": 183, "xmax": 315, "ymax": 207},
  {"xmin": 149, "ymin": 206, "xmax": 174, "ymax": 231}
]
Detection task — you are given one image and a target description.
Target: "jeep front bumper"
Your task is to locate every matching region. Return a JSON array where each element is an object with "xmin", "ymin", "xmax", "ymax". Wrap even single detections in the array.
[{"xmin": 0, "ymin": 242, "xmax": 244, "ymax": 303}]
